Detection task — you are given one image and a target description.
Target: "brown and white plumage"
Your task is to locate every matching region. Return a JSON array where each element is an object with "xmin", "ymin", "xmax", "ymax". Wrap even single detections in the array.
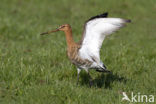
[{"xmin": 41, "ymin": 12, "xmax": 131, "ymax": 86}]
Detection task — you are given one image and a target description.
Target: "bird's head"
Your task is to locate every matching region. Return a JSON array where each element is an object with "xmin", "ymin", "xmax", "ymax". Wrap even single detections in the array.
[
  {"xmin": 58, "ymin": 24, "xmax": 71, "ymax": 31},
  {"xmin": 40, "ymin": 24, "xmax": 71, "ymax": 35}
]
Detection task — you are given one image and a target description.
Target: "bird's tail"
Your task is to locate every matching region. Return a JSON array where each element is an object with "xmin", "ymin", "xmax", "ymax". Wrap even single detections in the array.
[{"xmin": 96, "ymin": 62, "xmax": 112, "ymax": 73}]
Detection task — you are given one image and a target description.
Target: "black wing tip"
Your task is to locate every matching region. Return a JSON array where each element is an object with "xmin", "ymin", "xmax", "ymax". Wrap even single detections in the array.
[
  {"xmin": 125, "ymin": 19, "xmax": 131, "ymax": 23},
  {"xmin": 87, "ymin": 12, "xmax": 109, "ymax": 22},
  {"xmin": 102, "ymin": 12, "xmax": 108, "ymax": 17}
]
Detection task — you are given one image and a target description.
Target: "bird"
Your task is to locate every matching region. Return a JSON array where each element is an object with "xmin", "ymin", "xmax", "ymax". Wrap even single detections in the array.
[{"xmin": 40, "ymin": 12, "xmax": 131, "ymax": 86}]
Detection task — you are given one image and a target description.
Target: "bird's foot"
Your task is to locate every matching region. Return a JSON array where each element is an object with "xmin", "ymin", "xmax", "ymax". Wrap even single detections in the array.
[
  {"xmin": 89, "ymin": 80, "xmax": 93, "ymax": 87},
  {"xmin": 76, "ymin": 81, "xmax": 79, "ymax": 86}
]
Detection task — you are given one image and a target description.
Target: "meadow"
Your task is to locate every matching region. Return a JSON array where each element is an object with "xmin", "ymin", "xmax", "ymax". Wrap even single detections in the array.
[{"xmin": 0, "ymin": 0, "xmax": 156, "ymax": 104}]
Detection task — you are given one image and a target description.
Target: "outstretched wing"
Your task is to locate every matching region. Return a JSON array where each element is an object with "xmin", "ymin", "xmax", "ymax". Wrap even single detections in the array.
[{"xmin": 79, "ymin": 13, "xmax": 131, "ymax": 63}]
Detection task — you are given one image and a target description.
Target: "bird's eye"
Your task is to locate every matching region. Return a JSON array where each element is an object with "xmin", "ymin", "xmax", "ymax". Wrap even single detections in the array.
[
  {"xmin": 62, "ymin": 26, "xmax": 65, "ymax": 28},
  {"xmin": 58, "ymin": 25, "xmax": 65, "ymax": 29}
]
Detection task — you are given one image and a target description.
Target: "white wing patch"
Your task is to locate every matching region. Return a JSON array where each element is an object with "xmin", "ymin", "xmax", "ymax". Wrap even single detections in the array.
[{"xmin": 79, "ymin": 18, "xmax": 130, "ymax": 63}]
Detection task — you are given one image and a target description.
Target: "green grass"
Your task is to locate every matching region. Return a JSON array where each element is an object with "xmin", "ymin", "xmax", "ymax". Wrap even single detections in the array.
[{"xmin": 0, "ymin": 0, "xmax": 156, "ymax": 104}]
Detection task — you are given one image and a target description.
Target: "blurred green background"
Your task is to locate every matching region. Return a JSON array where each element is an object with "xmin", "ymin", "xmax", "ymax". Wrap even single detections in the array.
[{"xmin": 0, "ymin": 0, "xmax": 156, "ymax": 104}]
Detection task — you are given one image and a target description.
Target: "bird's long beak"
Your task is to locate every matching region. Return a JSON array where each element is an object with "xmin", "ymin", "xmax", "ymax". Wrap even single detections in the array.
[{"xmin": 40, "ymin": 28, "xmax": 60, "ymax": 35}]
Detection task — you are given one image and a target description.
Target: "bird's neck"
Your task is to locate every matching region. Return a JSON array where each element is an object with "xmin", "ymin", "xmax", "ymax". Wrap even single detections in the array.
[{"xmin": 64, "ymin": 29, "xmax": 75, "ymax": 48}]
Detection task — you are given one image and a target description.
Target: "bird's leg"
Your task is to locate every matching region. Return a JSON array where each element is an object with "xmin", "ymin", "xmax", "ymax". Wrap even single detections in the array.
[
  {"xmin": 88, "ymin": 72, "xmax": 93, "ymax": 87},
  {"xmin": 84, "ymin": 69, "xmax": 93, "ymax": 87},
  {"xmin": 76, "ymin": 68, "xmax": 81, "ymax": 86}
]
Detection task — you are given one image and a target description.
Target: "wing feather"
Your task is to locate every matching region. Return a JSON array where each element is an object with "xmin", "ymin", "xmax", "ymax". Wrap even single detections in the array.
[{"xmin": 79, "ymin": 15, "xmax": 130, "ymax": 62}]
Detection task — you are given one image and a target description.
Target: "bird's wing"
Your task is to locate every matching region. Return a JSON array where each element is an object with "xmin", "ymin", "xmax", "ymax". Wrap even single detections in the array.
[{"xmin": 79, "ymin": 13, "xmax": 130, "ymax": 62}]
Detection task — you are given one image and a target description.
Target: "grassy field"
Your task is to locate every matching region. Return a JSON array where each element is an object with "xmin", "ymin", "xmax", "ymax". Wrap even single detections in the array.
[{"xmin": 0, "ymin": 0, "xmax": 156, "ymax": 104}]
